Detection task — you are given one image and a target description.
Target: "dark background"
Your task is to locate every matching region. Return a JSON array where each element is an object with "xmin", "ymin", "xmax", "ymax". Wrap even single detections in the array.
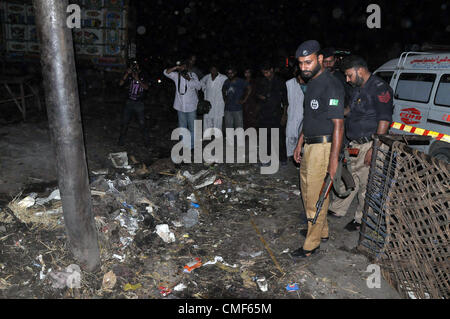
[{"xmin": 132, "ymin": 0, "xmax": 449, "ymax": 75}]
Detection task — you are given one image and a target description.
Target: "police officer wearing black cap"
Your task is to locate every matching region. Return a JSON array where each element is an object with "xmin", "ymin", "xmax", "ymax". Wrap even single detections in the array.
[
  {"xmin": 292, "ymin": 40, "xmax": 345, "ymax": 258},
  {"xmin": 328, "ymin": 55, "xmax": 393, "ymax": 232}
]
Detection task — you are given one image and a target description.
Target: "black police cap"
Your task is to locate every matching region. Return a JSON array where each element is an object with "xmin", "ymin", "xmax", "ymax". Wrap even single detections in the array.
[
  {"xmin": 295, "ymin": 40, "xmax": 321, "ymax": 58},
  {"xmin": 321, "ymin": 47, "xmax": 336, "ymax": 58}
]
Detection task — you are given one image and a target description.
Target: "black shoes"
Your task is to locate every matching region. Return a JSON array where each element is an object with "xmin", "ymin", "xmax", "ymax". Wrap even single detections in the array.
[
  {"xmin": 328, "ymin": 210, "xmax": 341, "ymax": 218},
  {"xmin": 299, "ymin": 229, "xmax": 329, "ymax": 243},
  {"xmin": 344, "ymin": 219, "xmax": 361, "ymax": 231},
  {"xmin": 291, "ymin": 246, "xmax": 320, "ymax": 258}
]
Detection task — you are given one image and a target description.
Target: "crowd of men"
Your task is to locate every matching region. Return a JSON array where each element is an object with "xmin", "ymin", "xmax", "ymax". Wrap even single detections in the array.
[{"xmin": 118, "ymin": 39, "xmax": 394, "ymax": 259}]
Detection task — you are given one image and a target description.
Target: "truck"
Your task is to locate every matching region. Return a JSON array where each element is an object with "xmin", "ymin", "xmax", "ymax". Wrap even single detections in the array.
[{"xmin": 374, "ymin": 51, "xmax": 450, "ymax": 162}]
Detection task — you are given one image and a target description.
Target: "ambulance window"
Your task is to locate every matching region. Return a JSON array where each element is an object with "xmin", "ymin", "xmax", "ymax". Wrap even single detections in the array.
[
  {"xmin": 395, "ymin": 73, "xmax": 436, "ymax": 103},
  {"xmin": 375, "ymin": 71, "xmax": 393, "ymax": 84},
  {"xmin": 435, "ymin": 74, "xmax": 450, "ymax": 107}
]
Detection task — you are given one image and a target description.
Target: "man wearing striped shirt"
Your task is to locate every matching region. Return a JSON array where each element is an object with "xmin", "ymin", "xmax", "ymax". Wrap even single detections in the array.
[{"xmin": 118, "ymin": 60, "xmax": 149, "ymax": 146}]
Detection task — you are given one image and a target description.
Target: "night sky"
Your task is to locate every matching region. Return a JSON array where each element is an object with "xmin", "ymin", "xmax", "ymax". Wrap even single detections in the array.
[{"xmin": 133, "ymin": 0, "xmax": 449, "ymax": 73}]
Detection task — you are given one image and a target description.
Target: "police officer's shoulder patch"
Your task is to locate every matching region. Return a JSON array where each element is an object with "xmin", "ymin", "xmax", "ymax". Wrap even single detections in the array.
[{"xmin": 329, "ymin": 98, "xmax": 339, "ymax": 106}]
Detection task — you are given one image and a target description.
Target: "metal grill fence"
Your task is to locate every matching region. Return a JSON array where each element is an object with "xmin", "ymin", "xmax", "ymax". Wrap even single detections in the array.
[{"xmin": 358, "ymin": 135, "xmax": 449, "ymax": 299}]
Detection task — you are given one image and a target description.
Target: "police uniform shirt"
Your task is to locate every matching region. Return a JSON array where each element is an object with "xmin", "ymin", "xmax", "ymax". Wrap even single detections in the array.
[
  {"xmin": 345, "ymin": 74, "xmax": 393, "ymax": 141},
  {"xmin": 302, "ymin": 70, "xmax": 345, "ymax": 137}
]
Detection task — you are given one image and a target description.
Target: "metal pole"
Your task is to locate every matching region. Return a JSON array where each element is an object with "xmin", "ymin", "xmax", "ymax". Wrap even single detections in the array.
[{"xmin": 33, "ymin": 0, "xmax": 100, "ymax": 272}]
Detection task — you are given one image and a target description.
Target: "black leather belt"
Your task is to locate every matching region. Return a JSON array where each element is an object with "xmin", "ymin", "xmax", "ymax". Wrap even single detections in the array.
[
  {"xmin": 304, "ymin": 135, "xmax": 332, "ymax": 144},
  {"xmin": 351, "ymin": 136, "xmax": 373, "ymax": 144}
]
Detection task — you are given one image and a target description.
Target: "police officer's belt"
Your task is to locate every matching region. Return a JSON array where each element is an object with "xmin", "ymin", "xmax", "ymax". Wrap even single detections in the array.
[
  {"xmin": 352, "ymin": 136, "xmax": 372, "ymax": 144},
  {"xmin": 304, "ymin": 135, "xmax": 332, "ymax": 144}
]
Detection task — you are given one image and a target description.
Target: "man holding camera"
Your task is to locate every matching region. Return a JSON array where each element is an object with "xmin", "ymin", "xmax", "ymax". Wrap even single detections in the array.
[
  {"xmin": 118, "ymin": 59, "xmax": 149, "ymax": 146},
  {"xmin": 164, "ymin": 61, "xmax": 202, "ymax": 150}
]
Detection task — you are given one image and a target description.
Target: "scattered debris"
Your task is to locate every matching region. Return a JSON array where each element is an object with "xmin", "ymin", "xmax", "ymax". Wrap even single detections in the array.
[
  {"xmin": 155, "ymin": 224, "xmax": 175, "ymax": 243},
  {"xmin": 48, "ymin": 264, "xmax": 81, "ymax": 289},
  {"xmin": 184, "ymin": 258, "xmax": 202, "ymax": 273},
  {"xmin": 102, "ymin": 271, "xmax": 117, "ymax": 291},
  {"xmin": 109, "ymin": 152, "xmax": 131, "ymax": 169},
  {"xmin": 255, "ymin": 276, "xmax": 268, "ymax": 292},
  {"xmin": 123, "ymin": 283, "xmax": 142, "ymax": 291}
]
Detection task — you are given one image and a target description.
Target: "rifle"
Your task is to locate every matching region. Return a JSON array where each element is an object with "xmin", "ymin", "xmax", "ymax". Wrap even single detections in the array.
[
  {"xmin": 308, "ymin": 172, "xmax": 333, "ymax": 225},
  {"xmin": 308, "ymin": 148, "xmax": 357, "ymax": 225}
]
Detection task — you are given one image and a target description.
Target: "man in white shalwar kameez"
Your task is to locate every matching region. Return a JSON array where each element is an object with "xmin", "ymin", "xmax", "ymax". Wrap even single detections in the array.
[
  {"xmin": 200, "ymin": 66, "xmax": 228, "ymax": 138},
  {"xmin": 285, "ymin": 72, "xmax": 306, "ymax": 158}
]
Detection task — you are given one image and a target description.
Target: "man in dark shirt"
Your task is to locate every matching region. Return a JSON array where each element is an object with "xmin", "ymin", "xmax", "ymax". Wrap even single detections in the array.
[
  {"xmin": 321, "ymin": 47, "xmax": 353, "ymax": 107},
  {"xmin": 222, "ymin": 66, "xmax": 250, "ymax": 146},
  {"xmin": 256, "ymin": 62, "xmax": 288, "ymax": 166},
  {"xmin": 328, "ymin": 55, "xmax": 393, "ymax": 231},
  {"xmin": 118, "ymin": 59, "xmax": 149, "ymax": 146},
  {"xmin": 292, "ymin": 40, "xmax": 345, "ymax": 258}
]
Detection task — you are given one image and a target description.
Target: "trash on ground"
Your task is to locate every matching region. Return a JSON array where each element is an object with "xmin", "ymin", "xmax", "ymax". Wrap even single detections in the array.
[
  {"xmin": 113, "ymin": 254, "xmax": 125, "ymax": 262},
  {"xmin": 255, "ymin": 276, "xmax": 268, "ymax": 292},
  {"xmin": 159, "ymin": 286, "xmax": 172, "ymax": 296},
  {"xmin": 182, "ymin": 170, "xmax": 208, "ymax": 183},
  {"xmin": 34, "ymin": 207, "xmax": 62, "ymax": 216},
  {"xmin": 194, "ymin": 174, "xmax": 217, "ymax": 189},
  {"xmin": 174, "ymin": 283, "xmax": 187, "ymax": 291},
  {"xmin": 203, "ymin": 256, "xmax": 238, "ymax": 269},
  {"xmin": 48, "ymin": 264, "xmax": 81, "ymax": 289},
  {"xmin": 35, "ymin": 189, "xmax": 60, "ymax": 206},
  {"xmin": 286, "ymin": 283, "xmax": 300, "ymax": 292},
  {"xmin": 182, "ymin": 208, "xmax": 199, "ymax": 228},
  {"xmin": 17, "ymin": 193, "xmax": 37, "ymax": 208},
  {"xmin": 115, "ymin": 212, "xmax": 139, "ymax": 235},
  {"xmin": 123, "ymin": 283, "xmax": 142, "ymax": 291},
  {"xmin": 109, "ymin": 152, "xmax": 131, "ymax": 169},
  {"xmin": 184, "ymin": 258, "xmax": 202, "ymax": 273},
  {"xmin": 102, "ymin": 271, "xmax": 117, "ymax": 291},
  {"xmin": 91, "ymin": 168, "xmax": 109, "ymax": 175},
  {"xmin": 155, "ymin": 224, "xmax": 175, "ymax": 243}
]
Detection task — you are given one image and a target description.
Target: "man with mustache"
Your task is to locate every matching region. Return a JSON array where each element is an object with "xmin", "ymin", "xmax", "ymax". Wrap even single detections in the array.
[
  {"xmin": 292, "ymin": 40, "xmax": 345, "ymax": 258},
  {"xmin": 328, "ymin": 55, "xmax": 393, "ymax": 232}
]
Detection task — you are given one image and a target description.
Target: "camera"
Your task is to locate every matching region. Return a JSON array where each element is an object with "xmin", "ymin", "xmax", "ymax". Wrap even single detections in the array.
[{"xmin": 130, "ymin": 60, "xmax": 139, "ymax": 72}]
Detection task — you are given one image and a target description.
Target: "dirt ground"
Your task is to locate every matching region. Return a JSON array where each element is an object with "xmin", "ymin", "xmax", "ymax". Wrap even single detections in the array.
[{"xmin": 0, "ymin": 85, "xmax": 401, "ymax": 299}]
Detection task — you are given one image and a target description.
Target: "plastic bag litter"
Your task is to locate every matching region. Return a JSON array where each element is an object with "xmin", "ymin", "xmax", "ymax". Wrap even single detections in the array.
[
  {"xmin": 182, "ymin": 170, "xmax": 208, "ymax": 183},
  {"xmin": 35, "ymin": 189, "xmax": 60, "ymax": 206},
  {"xmin": 48, "ymin": 264, "xmax": 81, "ymax": 289},
  {"xmin": 17, "ymin": 193, "xmax": 37, "ymax": 208},
  {"xmin": 194, "ymin": 175, "xmax": 216, "ymax": 189},
  {"xmin": 115, "ymin": 213, "xmax": 139, "ymax": 235},
  {"xmin": 102, "ymin": 271, "xmax": 117, "ymax": 291},
  {"xmin": 203, "ymin": 256, "xmax": 238, "ymax": 268},
  {"xmin": 255, "ymin": 276, "xmax": 268, "ymax": 292},
  {"xmin": 109, "ymin": 152, "xmax": 131, "ymax": 169},
  {"xmin": 182, "ymin": 208, "xmax": 199, "ymax": 228},
  {"xmin": 155, "ymin": 224, "xmax": 175, "ymax": 243}
]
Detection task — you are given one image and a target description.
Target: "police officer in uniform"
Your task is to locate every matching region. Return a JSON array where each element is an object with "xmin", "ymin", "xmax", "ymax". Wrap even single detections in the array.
[
  {"xmin": 328, "ymin": 55, "xmax": 393, "ymax": 231},
  {"xmin": 292, "ymin": 40, "xmax": 345, "ymax": 258}
]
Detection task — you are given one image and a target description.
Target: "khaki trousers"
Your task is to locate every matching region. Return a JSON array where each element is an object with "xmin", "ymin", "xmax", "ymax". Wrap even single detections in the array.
[
  {"xmin": 300, "ymin": 142, "xmax": 331, "ymax": 251},
  {"xmin": 329, "ymin": 141, "xmax": 372, "ymax": 223}
]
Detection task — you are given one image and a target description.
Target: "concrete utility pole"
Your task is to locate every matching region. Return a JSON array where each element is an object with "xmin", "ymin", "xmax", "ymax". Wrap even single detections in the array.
[{"xmin": 33, "ymin": 0, "xmax": 100, "ymax": 272}]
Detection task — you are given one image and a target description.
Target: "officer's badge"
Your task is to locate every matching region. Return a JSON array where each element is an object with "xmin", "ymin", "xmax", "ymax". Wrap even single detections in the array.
[
  {"xmin": 329, "ymin": 99, "xmax": 339, "ymax": 106},
  {"xmin": 357, "ymin": 98, "xmax": 361, "ymax": 104},
  {"xmin": 310, "ymin": 99, "xmax": 319, "ymax": 109}
]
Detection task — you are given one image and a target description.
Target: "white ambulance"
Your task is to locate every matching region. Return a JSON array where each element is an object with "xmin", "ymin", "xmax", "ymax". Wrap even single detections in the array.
[{"xmin": 374, "ymin": 51, "xmax": 450, "ymax": 162}]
